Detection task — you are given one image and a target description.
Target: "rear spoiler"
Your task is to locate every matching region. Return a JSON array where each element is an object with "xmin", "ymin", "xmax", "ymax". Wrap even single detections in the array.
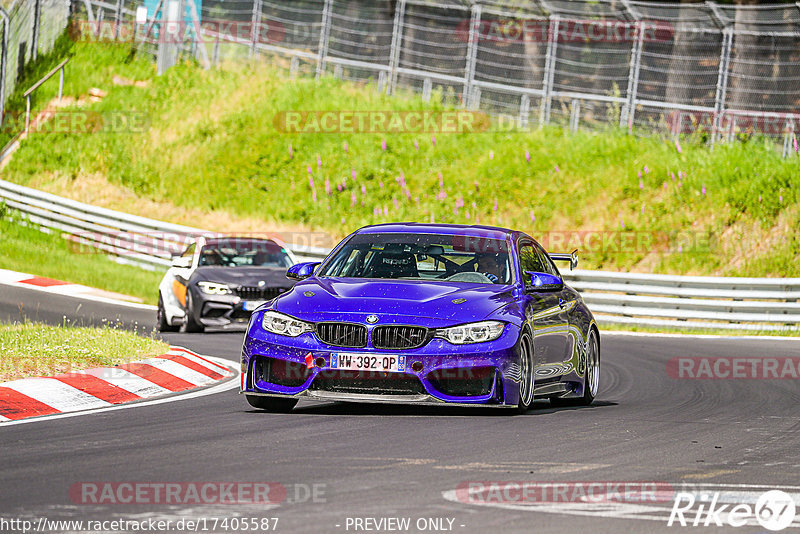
[{"xmin": 548, "ymin": 249, "xmax": 578, "ymax": 270}]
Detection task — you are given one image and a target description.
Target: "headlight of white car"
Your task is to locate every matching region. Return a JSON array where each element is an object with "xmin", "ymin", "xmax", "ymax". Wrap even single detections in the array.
[
  {"xmin": 197, "ymin": 281, "xmax": 232, "ymax": 295},
  {"xmin": 262, "ymin": 311, "xmax": 313, "ymax": 337},
  {"xmin": 435, "ymin": 320, "xmax": 505, "ymax": 344}
]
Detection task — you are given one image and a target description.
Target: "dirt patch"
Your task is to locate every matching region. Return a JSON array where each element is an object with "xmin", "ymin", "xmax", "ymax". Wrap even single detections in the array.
[{"xmin": 27, "ymin": 172, "xmax": 338, "ymax": 249}]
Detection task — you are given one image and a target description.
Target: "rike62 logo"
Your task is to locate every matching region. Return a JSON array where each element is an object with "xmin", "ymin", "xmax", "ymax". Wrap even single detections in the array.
[{"xmin": 668, "ymin": 490, "xmax": 797, "ymax": 531}]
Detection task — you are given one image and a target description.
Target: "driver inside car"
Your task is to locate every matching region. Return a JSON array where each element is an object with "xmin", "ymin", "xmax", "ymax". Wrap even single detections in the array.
[{"xmin": 477, "ymin": 253, "xmax": 504, "ymax": 283}]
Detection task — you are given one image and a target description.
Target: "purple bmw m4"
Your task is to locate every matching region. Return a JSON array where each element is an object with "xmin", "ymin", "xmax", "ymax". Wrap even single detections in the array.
[{"xmin": 240, "ymin": 223, "xmax": 599, "ymax": 413}]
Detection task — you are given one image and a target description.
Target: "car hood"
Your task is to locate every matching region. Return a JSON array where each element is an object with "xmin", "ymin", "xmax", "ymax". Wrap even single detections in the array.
[
  {"xmin": 191, "ymin": 266, "xmax": 291, "ymax": 288},
  {"xmin": 273, "ymin": 277, "xmax": 520, "ymax": 326}
]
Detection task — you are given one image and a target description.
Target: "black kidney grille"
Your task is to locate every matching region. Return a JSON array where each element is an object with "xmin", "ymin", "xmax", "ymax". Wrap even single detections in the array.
[
  {"xmin": 236, "ymin": 286, "xmax": 286, "ymax": 300},
  {"xmin": 372, "ymin": 326, "xmax": 429, "ymax": 349},
  {"xmin": 315, "ymin": 323, "xmax": 368, "ymax": 348}
]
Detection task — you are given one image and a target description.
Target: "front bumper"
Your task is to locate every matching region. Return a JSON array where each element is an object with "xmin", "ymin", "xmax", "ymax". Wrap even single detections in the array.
[
  {"xmin": 241, "ymin": 321, "xmax": 523, "ymax": 406},
  {"xmin": 192, "ymin": 293, "xmax": 268, "ymax": 328}
]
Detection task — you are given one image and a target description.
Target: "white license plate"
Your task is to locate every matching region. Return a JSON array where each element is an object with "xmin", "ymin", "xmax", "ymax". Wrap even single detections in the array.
[
  {"xmin": 330, "ymin": 353, "xmax": 406, "ymax": 372},
  {"xmin": 242, "ymin": 300, "xmax": 266, "ymax": 311}
]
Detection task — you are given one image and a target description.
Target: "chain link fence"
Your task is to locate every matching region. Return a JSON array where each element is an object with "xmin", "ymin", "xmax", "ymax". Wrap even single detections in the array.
[
  {"xmin": 0, "ymin": 0, "xmax": 69, "ymax": 124},
  {"xmin": 6, "ymin": 0, "xmax": 800, "ymax": 153}
]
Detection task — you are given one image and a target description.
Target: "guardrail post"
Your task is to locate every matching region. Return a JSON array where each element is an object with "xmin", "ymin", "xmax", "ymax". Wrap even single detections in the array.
[
  {"xmin": 114, "ymin": 0, "xmax": 124, "ymax": 40},
  {"xmin": 184, "ymin": 0, "xmax": 210, "ymax": 69},
  {"xmin": 315, "ymin": 0, "xmax": 333, "ymax": 78},
  {"xmin": 387, "ymin": 0, "xmax": 406, "ymax": 95},
  {"xmin": 249, "ymin": 0, "xmax": 262, "ymax": 58},
  {"xmin": 621, "ymin": 20, "xmax": 644, "ymax": 133},
  {"xmin": 782, "ymin": 119, "xmax": 794, "ymax": 158},
  {"xmin": 58, "ymin": 64, "xmax": 64, "ymax": 100},
  {"xmin": 31, "ymin": 0, "xmax": 41, "ymax": 60},
  {"xmin": 712, "ymin": 29, "xmax": 733, "ymax": 148},
  {"xmin": 519, "ymin": 94, "xmax": 530, "ymax": 129},
  {"xmin": 422, "ymin": 77, "xmax": 431, "ymax": 102},
  {"xmin": 569, "ymin": 98, "xmax": 580, "ymax": 133},
  {"xmin": 25, "ymin": 95, "xmax": 30, "ymax": 133},
  {"xmin": 0, "ymin": 8, "xmax": 8, "ymax": 128},
  {"xmin": 463, "ymin": 4, "xmax": 481, "ymax": 110},
  {"xmin": 539, "ymin": 14, "xmax": 559, "ymax": 126}
]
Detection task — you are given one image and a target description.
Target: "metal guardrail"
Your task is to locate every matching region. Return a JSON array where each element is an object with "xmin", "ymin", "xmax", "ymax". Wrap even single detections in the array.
[
  {"xmin": 563, "ymin": 270, "xmax": 800, "ymax": 331},
  {"xmin": 0, "ymin": 178, "xmax": 797, "ymax": 331},
  {"xmin": 0, "ymin": 179, "xmax": 329, "ymax": 270}
]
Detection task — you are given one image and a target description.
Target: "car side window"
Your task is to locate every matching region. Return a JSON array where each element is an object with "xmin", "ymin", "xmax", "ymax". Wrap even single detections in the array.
[
  {"xmin": 181, "ymin": 243, "xmax": 195, "ymax": 259},
  {"xmin": 535, "ymin": 244, "xmax": 561, "ymax": 277},
  {"xmin": 518, "ymin": 244, "xmax": 546, "ymax": 285}
]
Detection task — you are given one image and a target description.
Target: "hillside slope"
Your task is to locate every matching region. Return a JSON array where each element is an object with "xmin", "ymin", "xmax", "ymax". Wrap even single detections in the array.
[{"xmin": 4, "ymin": 41, "xmax": 799, "ymax": 277}]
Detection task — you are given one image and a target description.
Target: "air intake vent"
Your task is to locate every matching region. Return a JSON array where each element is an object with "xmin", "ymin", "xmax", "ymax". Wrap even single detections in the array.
[
  {"xmin": 372, "ymin": 325, "xmax": 429, "ymax": 349},
  {"xmin": 315, "ymin": 323, "xmax": 368, "ymax": 348}
]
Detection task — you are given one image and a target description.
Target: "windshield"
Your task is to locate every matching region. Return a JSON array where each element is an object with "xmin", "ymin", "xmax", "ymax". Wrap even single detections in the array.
[
  {"xmin": 318, "ymin": 233, "xmax": 513, "ymax": 284},
  {"xmin": 198, "ymin": 240, "xmax": 293, "ymax": 268}
]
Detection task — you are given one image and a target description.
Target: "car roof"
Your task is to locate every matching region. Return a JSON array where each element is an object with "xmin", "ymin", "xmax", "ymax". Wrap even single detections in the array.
[
  {"xmin": 355, "ymin": 222, "xmax": 520, "ymax": 241},
  {"xmin": 203, "ymin": 237, "xmax": 282, "ymax": 247}
]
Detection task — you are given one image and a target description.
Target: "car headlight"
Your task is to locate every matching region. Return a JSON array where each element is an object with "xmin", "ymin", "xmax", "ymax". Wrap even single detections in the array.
[
  {"xmin": 262, "ymin": 310, "xmax": 313, "ymax": 337},
  {"xmin": 435, "ymin": 320, "xmax": 505, "ymax": 344},
  {"xmin": 197, "ymin": 281, "xmax": 232, "ymax": 295}
]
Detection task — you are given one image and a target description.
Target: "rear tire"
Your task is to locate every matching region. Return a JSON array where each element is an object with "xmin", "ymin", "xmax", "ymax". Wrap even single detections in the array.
[
  {"xmin": 156, "ymin": 296, "xmax": 179, "ymax": 333},
  {"xmin": 551, "ymin": 329, "xmax": 599, "ymax": 407},
  {"xmin": 246, "ymin": 395, "xmax": 298, "ymax": 413},
  {"xmin": 515, "ymin": 330, "xmax": 534, "ymax": 414},
  {"xmin": 183, "ymin": 292, "xmax": 205, "ymax": 333}
]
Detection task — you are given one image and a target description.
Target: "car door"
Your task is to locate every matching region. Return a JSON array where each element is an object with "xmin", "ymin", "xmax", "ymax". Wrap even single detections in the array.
[
  {"xmin": 171, "ymin": 242, "xmax": 197, "ymax": 308},
  {"xmin": 535, "ymin": 243, "xmax": 576, "ymax": 367},
  {"xmin": 518, "ymin": 242, "xmax": 570, "ymax": 373}
]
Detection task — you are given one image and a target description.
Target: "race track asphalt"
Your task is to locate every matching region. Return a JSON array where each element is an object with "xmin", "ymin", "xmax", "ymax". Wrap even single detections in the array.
[{"xmin": 1, "ymin": 284, "xmax": 799, "ymax": 533}]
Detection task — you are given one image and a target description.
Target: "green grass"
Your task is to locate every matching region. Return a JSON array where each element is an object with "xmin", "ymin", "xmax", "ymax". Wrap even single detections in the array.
[
  {"xmin": 0, "ymin": 214, "xmax": 163, "ymax": 304},
  {"xmin": 0, "ymin": 320, "xmax": 168, "ymax": 381},
  {"xmin": 3, "ymin": 38, "xmax": 800, "ymax": 277}
]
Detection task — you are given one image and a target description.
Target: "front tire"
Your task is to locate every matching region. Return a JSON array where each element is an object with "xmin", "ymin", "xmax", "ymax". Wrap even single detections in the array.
[
  {"xmin": 551, "ymin": 329, "xmax": 599, "ymax": 407},
  {"xmin": 246, "ymin": 395, "xmax": 298, "ymax": 413},
  {"xmin": 183, "ymin": 291, "xmax": 205, "ymax": 333},
  {"xmin": 156, "ymin": 295, "xmax": 179, "ymax": 332},
  {"xmin": 515, "ymin": 330, "xmax": 535, "ymax": 414}
]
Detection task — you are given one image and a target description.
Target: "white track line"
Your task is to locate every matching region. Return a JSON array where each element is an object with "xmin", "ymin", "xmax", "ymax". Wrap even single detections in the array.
[{"xmin": 0, "ymin": 357, "xmax": 239, "ymax": 427}]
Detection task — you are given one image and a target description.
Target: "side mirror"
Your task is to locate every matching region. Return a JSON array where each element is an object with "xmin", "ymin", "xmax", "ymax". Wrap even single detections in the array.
[
  {"xmin": 287, "ymin": 261, "xmax": 320, "ymax": 281},
  {"xmin": 524, "ymin": 271, "xmax": 563, "ymax": 292},
  {"xmin": 171, "ymin": 255, "xmax": 192, "ymax": 269}
]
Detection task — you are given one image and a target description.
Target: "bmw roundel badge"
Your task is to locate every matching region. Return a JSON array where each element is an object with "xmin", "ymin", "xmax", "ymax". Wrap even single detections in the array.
[{"xmin": 366, "ymin": 315, "xmax": 379, "ymax": 324}]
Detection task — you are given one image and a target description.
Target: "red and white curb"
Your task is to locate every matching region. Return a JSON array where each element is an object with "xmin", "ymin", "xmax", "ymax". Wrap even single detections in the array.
[
  {"xmin": 0, "ymin": 268, "xmax": 155, "ymax": 310},
  {"xmin": 0, "ymin": 346, "xmax": 236, "ymax": 422}
]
